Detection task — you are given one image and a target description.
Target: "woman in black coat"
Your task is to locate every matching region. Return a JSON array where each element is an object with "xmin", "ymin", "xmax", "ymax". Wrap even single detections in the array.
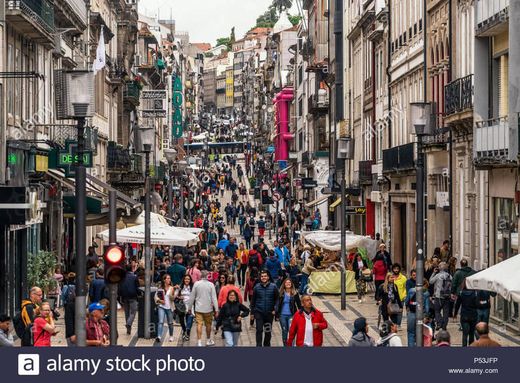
[
  {"xmin": 216, "ymin": 290, "xmax": 250, "ymax": 347},
  {"xmin": 376, "ymin": 273, "xmax": 403, "ymax": 323},
  {"xmin": 352, "ymin": 253, "xmax": 369, "ymax": 302}
]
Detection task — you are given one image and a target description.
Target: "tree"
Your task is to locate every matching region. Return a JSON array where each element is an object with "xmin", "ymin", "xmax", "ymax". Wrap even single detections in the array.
[
  {"xmin": 288, "ymin": 14, "xmax": 302, "ymax": 26},
  {"xmin": 255, "ymin": 6, "xmax": 278, "ymax": 28},
  {"xmin": 27, "ymin": 251, "xmax": 58, "ymax": 296},
  {"xmin": 272, "ymin": 0, "xmax": 293, "ymax": 14},
  {"xmin": 216, "ymin": 37, "xmax": 232, "ymax": 50}
]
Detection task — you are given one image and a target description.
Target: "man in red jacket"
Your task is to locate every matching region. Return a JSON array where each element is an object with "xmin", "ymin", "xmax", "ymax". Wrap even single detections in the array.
[{"xmin": 287, "ymin": 295, "xmax": 328, "ymax": 347}]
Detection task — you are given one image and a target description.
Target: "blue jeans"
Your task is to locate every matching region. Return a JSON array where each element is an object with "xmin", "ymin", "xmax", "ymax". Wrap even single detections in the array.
[
  {"xmin": 300, "ymin": 273, "xmax": 309, "ymax": 295},
  {"xmin": 407, "ymin": 311, "xmax": 416, "ymax": 347},
  {"xmin": 157, "ymin": 307, "xmax": 174, "ymax": 338},
  {"xmin": 223, "ymin": 331, "xmax": 240, "ymax": 347},
  {"xmin": 279, "ymin": 314, "xmax": 292, "ymax": 345}
]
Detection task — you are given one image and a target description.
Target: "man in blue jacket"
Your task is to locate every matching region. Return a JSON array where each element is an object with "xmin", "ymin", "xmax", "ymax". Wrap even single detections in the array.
[
  {"xmin": 274, "ymin": 241, "xmax": 290, "ymax": 268},
  {"xmin": 251, "ymin": 270, "xmax": 279, "ymax": 347},
  {"xmin": 118, "ymin": 267, "xmax": 140, "ymax": 335}
]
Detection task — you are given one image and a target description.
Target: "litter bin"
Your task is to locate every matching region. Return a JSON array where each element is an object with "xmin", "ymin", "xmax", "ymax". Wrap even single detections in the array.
[{"xmin": 138, "ymin": 286, "xmax": 158, "ymax": 338}]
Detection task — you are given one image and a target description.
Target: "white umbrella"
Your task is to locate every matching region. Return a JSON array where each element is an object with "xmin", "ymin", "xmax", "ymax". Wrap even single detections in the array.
[
  {"xmin": 98, "ymin": 224, "xmax": 199, "ymax": 247},
  {"xmin": 466, "ymin": 255, "xmax": 520, "ymax": 303},
  {"xmin": 300, "ymin": 230, "xmax": 378, "ymax": 257},
  {"xmin": 132, "ymin": 211, "xmax": 169, "ymax": 226}
]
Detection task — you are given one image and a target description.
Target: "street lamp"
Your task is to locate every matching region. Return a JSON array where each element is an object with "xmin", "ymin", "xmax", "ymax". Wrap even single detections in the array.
[
  {"xmin": 337, "ymin": 136, "xmax": 354, "ymax": 311},
  {"xmin": 138, "ymin": 126, "xmax": 155, "ymax": 339},
  {"xmin": 410, "ymin": 102, "xmax": 433, "ymax": 347},
  {"xmin": 55, "ymin": 70, "xmax": 94, "ymax": 347},
  {"xmin": 177, "ymin": 160, "xmax": 188, "ymax": 227},
  {"xmin": 164, "ymin": 148, "xmax": 178, "ymax": 224}
]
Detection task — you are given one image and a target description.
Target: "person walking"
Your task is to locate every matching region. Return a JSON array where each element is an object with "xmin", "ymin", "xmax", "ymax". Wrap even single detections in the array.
[
  {"xmin": 266, "ymin": 251, "xmax": 282, "ymax": 287},
  {"xmin": 372, "ymin": 256, "xmax": 388, "ymax": 300},
  {"xmin": 276, "ymin": 278, "xmax": 302, "ymax": 346},
  {"xmin": 174, "ymin": 274, "xmax": 195, "ymax": 341},
  {"xmin": 376, "ymin": 273, "xmax": 403, "ymax": 324},
  {"xmin": 300, "ymin": 254, "xmax": 316, "ymax": 295},
  {"xmin": 154, "ymin": 274, "xmax": 175, "ymax": 343},
  {"xmin": 17, "ymin": 286, "xmax": 43, "ymax": 346},
  {"xmin": 32, "ymin": 302, "xmax": 59, "ymax": 347},
  {"xmin": 118, "ymin": 266, "xmax": 140, "ymax": 335},
  {"xmin": 237, "ymin": 243, "xmax": 249, "ymax": 287},
  {"xmin": 167, "ymin": 254, "xmax": 187, "ymax": 286},
  {"xmin": 251, "ymin": 270, "xmax": 279, "ymax": 347},
  {"xmin": 89, "ymin": 268, "xmax": 108, "ymax": 303},
  {"xmin": 347, "ymin": 317, "xmax": 375, "ymax": 347},
  {"xmin": 186, "ymin": 270, "xmax": 219, "ymax": 347},
  {"xmin": 404, "ymin": 280, "xmax": 430, "ymax": 346},
  {"xmin": 352, "ymin": 253, "xmax": 369, "ymax": 303},
  {"xmin": 218, "ymin": 275, "xmax": 243, "ymax": 308},
  {"xmin": 454, "ymin": 279, "xmax": 479, "ymax": 347},
  {"xmin": 286, "ymin": 295, "xmax": 327, "ymax": 347},
  {"xmin": 243, "ymin": 223, "xmax": 253, "ymax": 249},
  {"xmin": 85, "ymin": 303, "xmax": 109, "ymax": 347},
  {"xmin": 216, "ymin": 290, "xmax": 250, "ymax": 347},
  {"xmin": 390, "ymin": 263, "xmax": 407, "ymax": 326},
  {"xmin": 429, "ymin": 262, "xmax": 453, "ymax": 331}
]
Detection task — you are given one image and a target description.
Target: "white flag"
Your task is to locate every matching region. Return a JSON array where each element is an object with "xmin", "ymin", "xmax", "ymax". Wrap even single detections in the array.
[{"xmin": 93, "ymin": 26, "xmax": 106, "ymax": 75}]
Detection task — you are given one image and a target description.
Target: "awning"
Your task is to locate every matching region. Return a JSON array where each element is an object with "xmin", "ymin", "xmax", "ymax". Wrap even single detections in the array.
[
  {"xmin": 305, "ymin": 195, "xmax": 329, "ymax": 208},
  {"xmin": 86, "ymin": 174, "xmax": 141, "ymax": 209},
  {"xmin": 329, "ymin": 198, "xmax": 341, "ymax": 211}
]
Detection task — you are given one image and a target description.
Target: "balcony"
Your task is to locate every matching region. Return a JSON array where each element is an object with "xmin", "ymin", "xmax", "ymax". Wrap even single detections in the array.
[
  {"xmin": 383, "ymin": 143, "xmax": 415, "ymax": 173},
  {"xmin": 476, "ymin": 0, "xmax": 509, "ymax": 36},
  {"xmin": 308, "ymin": 94, "xmax": 329, "ymax": 116},
  {"xmin": 474, "ymin": 116, "xmax": 517, "ymax": 168},
  {"xmin": 359, "ymin": 160, "xmax": 375, "ymax": 184},
  {"xmin": 6, "ymin": 0, "xmax": 55, "ymax": 46},
  {"xmin": 445, "ymin": 74, "xmax": 474, "ymax": 121},
  {"xmin": 53, "ymin": 0, "xmax": 87, "ymax": 31},
  {"xmin": 123, "ymin": 83, "xmax": 140, "ymax": 107},
  {"xmin": 423, "ymin": 127, "xmax": 450, "ymax": 148},
  {"xmin": 49, "ymin": 125, "xmax": 98, "ymax": 155},
  {"xmin": 107, "ymin": 142, "xmax": 131, "ymax": 172}
]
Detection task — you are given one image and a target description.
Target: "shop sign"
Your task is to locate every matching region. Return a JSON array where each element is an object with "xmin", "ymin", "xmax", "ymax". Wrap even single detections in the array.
[{"xmin": 172, "ymin": 75, "xmax": 183, "ymax": 138}]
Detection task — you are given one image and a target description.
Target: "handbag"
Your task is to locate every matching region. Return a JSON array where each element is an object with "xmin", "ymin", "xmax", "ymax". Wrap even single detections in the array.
[
  {"xmin": 361, "ymin": 269, "xmax": 373, "ymax": 282},
  {"xmin": 387, "ymin": 302, "xmax": 403, "ymax": 315},
  {"xmin": 228, "ymin": 317, "xmax": 242, "ymax": 331},
  {"xmin": 174, "ymin": 299, "xmax": 187, "ymax": 313}
]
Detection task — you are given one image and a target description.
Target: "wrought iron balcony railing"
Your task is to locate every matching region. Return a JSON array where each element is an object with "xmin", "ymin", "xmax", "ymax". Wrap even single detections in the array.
[
  {"xmin": 445, "ymin": 74, "xmax": 474, "ymax": 116},
  {"xmin": 383, "ymin": 143, "xmax": 415, "ymax": 173}
]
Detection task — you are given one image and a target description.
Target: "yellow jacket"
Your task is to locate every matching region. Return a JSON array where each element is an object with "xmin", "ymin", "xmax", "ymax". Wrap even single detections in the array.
[{"xmin": 394, "ymin": 273, "xmax": 408, "ymax": 302}]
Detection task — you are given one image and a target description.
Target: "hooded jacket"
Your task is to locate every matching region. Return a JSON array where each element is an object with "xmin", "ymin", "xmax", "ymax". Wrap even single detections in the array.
[
  {"xmin": 347, "ymin": 332, "xmax": 375, "ymax": 347},
  {"xmin": 451, "ymin": 266, "xmax": 476, "ymax": 295},
  {"xmin": 376, "ymin": 333, "xmax": 403, "ymax": 347}
]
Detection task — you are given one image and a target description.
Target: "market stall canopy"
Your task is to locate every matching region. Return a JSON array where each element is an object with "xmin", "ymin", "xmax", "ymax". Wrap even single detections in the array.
[
  {"xmin": 98, "ymin": 224, "xmax": 199, "ymax": 247},
  {"xmin": 300, "ymin": 230, "xmax": 378, "ymax": 257},
  {"xmin": 466, "ymin": 255, "xmax": 520, "ymax": 303}
]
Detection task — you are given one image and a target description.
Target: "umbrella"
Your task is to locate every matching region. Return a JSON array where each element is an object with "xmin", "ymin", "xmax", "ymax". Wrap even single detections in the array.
[
  {"xmin": 131, "ymin": 211, "xmax": 169, "ymax": 226},
  {"xmin": 466, "ymin": 255, "xmax": 520, "ymax": 303},
  {"xmin": 98, "ymin": 224, "xmax": 199, "ymax": 247}
]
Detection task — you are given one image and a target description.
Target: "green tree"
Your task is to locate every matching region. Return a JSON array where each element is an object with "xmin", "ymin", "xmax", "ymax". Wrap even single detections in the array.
[
  {"xmin": 216, "ymin": 37, "xmax": 232, "ymax": 50},
  {"xmin": 272, "ymin": 0, "xmax": 293, "ymax": 14},
  {"xmin": 255, "ymin": 6, "xmax": 278, "ymax": 28},
  {"xmin": 27, "ymin": 251, "xmax": 58, "ymax": 295},
  {"xmin": 288, "ymin": 14, "xmax": 302, "ymax": 26}
]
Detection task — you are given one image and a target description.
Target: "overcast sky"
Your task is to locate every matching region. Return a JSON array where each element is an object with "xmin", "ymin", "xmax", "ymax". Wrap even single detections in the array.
[{"xmin": 138, "ymin": 0, "xmax": 298, "ymax": 45}]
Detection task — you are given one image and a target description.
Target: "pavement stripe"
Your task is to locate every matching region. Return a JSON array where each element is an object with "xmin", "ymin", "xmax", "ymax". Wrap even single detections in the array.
[
  {"xmin": 319, "ymin": 297, "xmax": 381, "ymax": 335},
  {"xmin": 490, "ymin": 325, "xmax": 520, "ymax": 346}
]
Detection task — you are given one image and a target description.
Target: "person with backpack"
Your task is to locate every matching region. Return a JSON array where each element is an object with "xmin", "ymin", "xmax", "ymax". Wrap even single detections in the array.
[
  {"xmin": 257, "ymin": 217, "xmax": 266, "ymax": 238},
  {"xmin": 429, "ymin": 262, "xmax": 453, "ymax": 331},
  {"xmin": 248, "ymin": 216, "xmax": 256, "ymax": 241},
  {"xmin": 376, "ymin": 320, "xmax": 403, "ymax": 347},
  {"xmin": 14, "ymin": 286, "xmax": 43, "ymax": 346},
  {"xmin": 61, "ymin": 273, "xmax": 77, "ymax": 345},
  {"xmin": 237, "ymin": 242, "xmax": 249, "ymax": 287},
  {"xmin": 243, "ymin": 223, "xmax": 253, "ymax": 249},
  {"xmin": 32, "ymin": 302, "xmax": 59, "ymax": 347},
  {"xmin": 454, "ymin": 279, "xmax": 479, "ymax": 347}
]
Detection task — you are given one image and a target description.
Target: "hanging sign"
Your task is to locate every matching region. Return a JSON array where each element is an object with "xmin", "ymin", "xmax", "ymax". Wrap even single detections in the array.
[{"xmin": 172, "ymin": 74, "xmax": 183, "ymax": 138}]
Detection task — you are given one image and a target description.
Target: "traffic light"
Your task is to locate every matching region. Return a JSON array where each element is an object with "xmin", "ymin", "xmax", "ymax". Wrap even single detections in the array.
[
  {"xmin": 103, "ymin": 245, "xmax": 126, "ymax": 283},
  {"xmin": 261, "ymin": 189, "xmax": 273, "ymax": 205}
]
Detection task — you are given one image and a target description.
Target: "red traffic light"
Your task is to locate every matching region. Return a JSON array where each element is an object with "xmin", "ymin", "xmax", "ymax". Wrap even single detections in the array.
[
  {"xmin": 106, "ymin": 246, "xmax": 124, "ymax": 264},
  {"xmin": 103, "ymin": 245, "xmax": 126, "ymax": 283}
]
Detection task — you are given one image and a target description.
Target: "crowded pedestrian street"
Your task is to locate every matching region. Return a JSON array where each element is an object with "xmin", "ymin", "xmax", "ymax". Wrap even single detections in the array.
[{"xmin": 1, "ymin": 0, "xmax": 520, "ymax": 351}]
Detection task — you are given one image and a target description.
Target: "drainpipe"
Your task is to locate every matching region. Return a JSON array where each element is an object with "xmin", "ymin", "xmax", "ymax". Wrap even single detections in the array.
[
  {"xmin": 448, "ymin": 0, "xmax": 454, "ymax": 252},
  {"xmin": 386, "ymin": 0, "xmax": 393, "ymax": 243}
]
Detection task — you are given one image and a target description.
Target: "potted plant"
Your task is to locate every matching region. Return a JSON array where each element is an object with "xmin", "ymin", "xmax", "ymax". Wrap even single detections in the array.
[{"xmin": 27, "ymin": 250, "xmax": 59, "ymax": 301}]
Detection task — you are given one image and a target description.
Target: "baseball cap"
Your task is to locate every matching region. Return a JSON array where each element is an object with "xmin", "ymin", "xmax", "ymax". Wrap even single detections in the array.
[{"xmin": 88, "ymin": 302, "xmax": 105, "ymax": 313}]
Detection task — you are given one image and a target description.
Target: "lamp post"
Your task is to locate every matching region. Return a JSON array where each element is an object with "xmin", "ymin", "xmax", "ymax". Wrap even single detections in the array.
[
  {"xmin": 177, "ymin": 160, "xmax": 188, "ymax": 227},
  {"xmin": 58, "ymin": 70, "xmax": 94, "ymax": 347},
  {"xmin": 410, "ymin": 102, "xmax": 433, "ymax": 347},
  {"xmin": 337, "ymin": 137, "xmax": 353, "ymax": 311},
  {"xmin": 164, "ymin": 148, "xmax": 178, "ymax": 224},
  {"xmin": 138, "ymin": 126, "xmax": 155, "ymax": 339}
]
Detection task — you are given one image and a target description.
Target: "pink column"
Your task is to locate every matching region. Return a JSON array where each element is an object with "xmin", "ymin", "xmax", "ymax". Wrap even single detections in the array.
[{"xmin": 274, "ymin": 87, "xmax": 294, "ymax": 167}]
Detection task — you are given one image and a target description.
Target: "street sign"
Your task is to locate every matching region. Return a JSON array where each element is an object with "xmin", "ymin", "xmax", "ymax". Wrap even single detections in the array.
[
  {"xmin": 272, "ymin": 192, "xmax": 281, "ymax": 202},
  {"xmin": 141, "ymin": 90, "xmax": 166, "ymax": 100},
  {"xmin": 142, "ymin": 109, "xmax": 166, "ymax": 118},
  {"xmin": 58, "ymin": 141, "xmax": 93, "ymax": 177},
  {"xmin": 301, "ymin": 177, "xmax": 318, "ymax": 189},
  {"xmin": 345, "ymin": 206, "xmax": 367, "ymax": 215}
]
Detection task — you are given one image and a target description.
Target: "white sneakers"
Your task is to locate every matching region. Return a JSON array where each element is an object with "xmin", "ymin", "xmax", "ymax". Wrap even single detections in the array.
[
  {"xmin": 197, "ymin": 340, "xmax": 203, "ymax": 347},
  {"xmin": 169, "ymin": 336, "xmax": 174, "ymax": 342},
  {"xmin": 206, "ymin": 339, "xmax": 215, "ymax": 346}
]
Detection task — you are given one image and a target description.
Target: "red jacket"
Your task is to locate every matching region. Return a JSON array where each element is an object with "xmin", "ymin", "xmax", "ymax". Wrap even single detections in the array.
[
  {"xmin": 373, "ymin": 259, "xmax": 388, "ymax": 281},
  {"xmin": 287, "ymin": 308, "xmax": 328, "ymax": 347}
]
